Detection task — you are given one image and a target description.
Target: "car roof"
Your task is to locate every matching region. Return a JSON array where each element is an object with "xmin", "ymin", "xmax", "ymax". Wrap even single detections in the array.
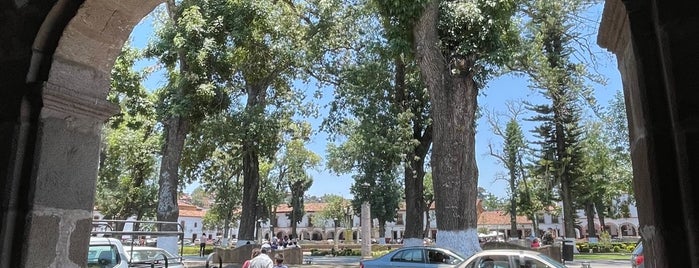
[
  {"xmin": 470, "ymin": 249, "xmax": 545, "ymax": 257},
  {"xmin": 89, "ymin": 237, "xmax": 122, "ymax": 244},
  {"xmin": 125, "ymin": 246, "xmax": 168, "ymax": 251}
]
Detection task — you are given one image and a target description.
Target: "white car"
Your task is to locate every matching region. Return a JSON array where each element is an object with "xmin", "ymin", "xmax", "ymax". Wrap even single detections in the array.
[
  {"xmin": 87, "ymin": 237, "xmax": 129, "ymax": 268},
  {"xmin": 125, "ymin": 246, "xmax": 185, "ymax": 268},
  {"xmin": 457, "ymin": 249, "xmax": 566, "ymax": 268}
]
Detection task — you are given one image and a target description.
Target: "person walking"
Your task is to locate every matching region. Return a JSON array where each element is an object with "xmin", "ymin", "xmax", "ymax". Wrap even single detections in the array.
[
  {"xmin": 199, "ymin": 233, "xmax": 207, "ymax": 257},
  {"xmin": 242, "ymin": 248, "xmax": 261, "ymax": 268},
  {"xmin": 249, "ymin": 246, "xmax": 274, "ymax": 268}
]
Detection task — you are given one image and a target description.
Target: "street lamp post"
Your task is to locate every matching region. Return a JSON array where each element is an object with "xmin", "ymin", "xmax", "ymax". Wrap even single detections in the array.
[{"xmin": 333, "ymin": 217, "xmax": 338, "ymax": 251}]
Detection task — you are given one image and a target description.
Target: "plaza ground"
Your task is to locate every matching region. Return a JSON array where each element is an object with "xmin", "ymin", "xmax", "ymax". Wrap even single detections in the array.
[{"xmin": 182, "ymin": 255, "xmax": 631, "ymax": 268}]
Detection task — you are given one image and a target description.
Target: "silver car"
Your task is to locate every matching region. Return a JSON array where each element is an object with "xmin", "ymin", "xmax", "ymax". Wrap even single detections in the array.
[
  {"xmin": 125, "ymin": 246, "xmax": 185, "ymax": 268},
  {"xmin": 457, "ymin": 249, "xmax": 566, "ymax": 268},
  {"xmin": 360, "ymin": 246, "xmax": 467, "ymax": 268}
]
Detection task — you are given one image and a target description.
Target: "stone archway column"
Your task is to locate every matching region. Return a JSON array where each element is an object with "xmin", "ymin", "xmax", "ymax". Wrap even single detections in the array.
[
  {"xmin": 599, "ymin": 0, "xmax": 699, "ymax": 267},
  {"xmin": 20, "ymin": 66, "xmax": 117, "ymax": 267}
]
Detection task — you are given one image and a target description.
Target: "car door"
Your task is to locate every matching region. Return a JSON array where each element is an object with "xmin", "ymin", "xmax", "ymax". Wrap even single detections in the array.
[
  {"xmin": 389, "ymin": 248, "xmax": 427, "ymax": 268},
  {"xmin": 426, "ymin": 248, "xmax": 463, "ymax": 268}
]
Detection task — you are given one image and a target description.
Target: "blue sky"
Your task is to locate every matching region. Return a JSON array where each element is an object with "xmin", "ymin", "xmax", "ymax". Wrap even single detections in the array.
[{"xmin": 128, "ymin": 3, "xmax": 621, "ymax": 200}]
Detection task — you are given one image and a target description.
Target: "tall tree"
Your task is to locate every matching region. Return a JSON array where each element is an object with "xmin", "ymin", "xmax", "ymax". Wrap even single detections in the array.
[
  {"xmin": 519, "ymin": 0, "xmax": 599, "ymax": 238},
  {"xmin": 276, "ymin": 122, "xmax": 321, "ymax": 239},
  {"xmin": 221, "ymin": 0, "xmax": 343, "ymax": 243},
  {"xmin": 323, "ymin": 33, "xmax": 432, "ymax": 247},
  {"xmin": 181, "ymin": 112, "xmax": 246, "ymax": 241},
  {"xmin": 378, "ymin": 0, "xmax": 519, "ymax": 254},
  {"xmin": 486, "ymin": 102, "xmax": 527, "ymax": 238},
  {"xmin": 326, "ymin": 120, "xmax": 403, "ymax": 243},
  {"xmin": 97, "ymin": 44, "xmax": 160, "ymax": 230},
  {"xmin": 146, "ymin": 0, "xmax": 233, "ymax": 250}
]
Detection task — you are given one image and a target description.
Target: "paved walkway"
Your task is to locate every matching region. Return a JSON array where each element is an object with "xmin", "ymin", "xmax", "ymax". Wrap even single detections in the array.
[{"xmin": 183, "ymin": 255, "xmax": 629, "ymax": 268}]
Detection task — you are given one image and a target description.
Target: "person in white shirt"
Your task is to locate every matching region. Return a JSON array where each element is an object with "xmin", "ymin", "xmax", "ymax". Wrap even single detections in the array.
[{"xmin": 249, "ymin": 247, "xmax": 274, "ymax": 268}]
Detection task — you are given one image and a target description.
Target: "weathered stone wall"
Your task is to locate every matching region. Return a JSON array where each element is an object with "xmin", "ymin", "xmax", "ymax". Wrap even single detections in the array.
[
  {"xmin": 213, "ymin": 245, "xmax": 303, "ymax": 265},
  {"xmin": 598, "ymin": 1, "xmax": 699, "ymax": 267}
]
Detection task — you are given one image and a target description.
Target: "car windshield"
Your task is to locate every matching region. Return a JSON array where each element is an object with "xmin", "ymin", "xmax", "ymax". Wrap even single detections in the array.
[{"xmin": 87, "ymin": 244, "xmax": 119, "ymax": 268}]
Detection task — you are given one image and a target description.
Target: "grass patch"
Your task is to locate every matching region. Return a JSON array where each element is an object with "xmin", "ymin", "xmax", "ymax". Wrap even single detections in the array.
[{"xmin": 574, "ymin": 253, "xmax": 631, "ymax": 261}]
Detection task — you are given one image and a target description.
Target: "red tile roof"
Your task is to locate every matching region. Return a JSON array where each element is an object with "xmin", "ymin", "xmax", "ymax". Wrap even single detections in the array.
[
  {"xmin": 478, "ymin": 211, "xmax": 530, "ymax": 225},
  {"xmin": 178, "ymin": 201, "xmax": 206, "ymax": 218},
  {"xmin": 275, "ymin": 203, "xmax": 327, "ymax": 213}
]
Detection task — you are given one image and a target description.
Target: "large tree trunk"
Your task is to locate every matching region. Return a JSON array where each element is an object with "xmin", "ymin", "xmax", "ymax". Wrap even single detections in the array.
[
  {"xmin": 413, "ymin": 0, "xmax": 480, "ymax": 256},
  {"xmin": 156, "ymin": 115, "xmax": 189, "ymax": 253},
  {"xmin": 238, "ymin": 84, "xmax": 265, "ymax": 244},
  {"xmin": 239, "ymin": 132, "xmax": 261, "ymax": 243},
  {"xmin": 403, "ymin": 151, "xmax": 425, "ymax": 247},
  {"xmin": 394, "ymin": 54, "xmax": 433, "ymax": 247},
  {"xmin": 594, "ymin": 200, "xmax": 606, "ymax": 235},
  {"xmin": 422, "ymin": 200, "xmax": 434, "ymax": 238},
  {"xmin": 585, "ymin": 202, "xmax": 597, "ymax": 238},
  {"xmin": 509, "ymin": 173, "xmax": 518, "ymax": 239}
]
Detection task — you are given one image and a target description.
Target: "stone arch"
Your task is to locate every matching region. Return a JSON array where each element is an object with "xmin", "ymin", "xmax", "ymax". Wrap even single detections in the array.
[
  {"xmin": 310, "ymin": 230, "xmax": 323, "ymax": 241},
  {"xmin": 299, "ymin": 230, "xmax": 311, "ymax": 240},
  {"xmin": 4, "ymin": 1, "xmax": 165, "ymax": 266},
  {"xmin": 619, "ymin": 222, "xmax": 638, "ymax": 237},
  {"xmin": 605, "ymin": 222, "xmax": 620, "ymax": 237},
  {"xmin": 325, "ymin": 230, "xmax": 335, "ymax": 241}
]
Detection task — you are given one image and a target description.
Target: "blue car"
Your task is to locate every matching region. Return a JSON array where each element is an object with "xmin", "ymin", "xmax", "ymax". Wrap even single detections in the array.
[{"xmin": 360, "ymin": 246, "xmax": 467, "ymax": 268}]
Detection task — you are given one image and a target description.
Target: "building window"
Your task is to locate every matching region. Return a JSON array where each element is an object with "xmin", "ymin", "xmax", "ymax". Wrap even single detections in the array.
[
  {"xmin": 552, "ymin": 217, "xmax": 559, "ymax": 224},
  {"xmin": 537, "ymin": 214, "xmax": 545, "ymax": 224},
  {"xmin": 396, "ymin": 213, "xmax": 404, "ymax": 225},
  {"xmin": 194, "ymin": 222, "xmax": 198, "ymax": 228},
  {"xmin": 180, "ymin": 221, "xmax": 186, "ymax": 229}
]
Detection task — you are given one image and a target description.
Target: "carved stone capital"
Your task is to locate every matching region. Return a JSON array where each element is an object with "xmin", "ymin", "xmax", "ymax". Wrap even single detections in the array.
[
  {"xmin": 42, "ymin": 81, "xmax": 119, "ymax": 125},
  {"xmin": 597, "ymin": 0, "xmax": 630, "ymax": 54}
]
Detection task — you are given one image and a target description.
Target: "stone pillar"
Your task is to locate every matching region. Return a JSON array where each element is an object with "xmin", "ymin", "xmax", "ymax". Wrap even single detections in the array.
[
  {"xmin": 361, "ymin": 202, "xmax": 371, "ymax": 259},
  {"xmin": 19, "ymin": 73, "xmax": 118, "ymax": 267},
  {"xmin": 598, "ymin": 0, "xmax": 699, "ymax": 267}
]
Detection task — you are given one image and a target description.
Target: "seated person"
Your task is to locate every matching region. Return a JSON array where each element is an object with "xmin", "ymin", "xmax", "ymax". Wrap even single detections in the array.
[
  {"xmin": 432, "ymin": 252, "xmax": 444, "ymax": 263},
  {"xmin": 480, "ymin": 258, "xmax": 495, "ymax": 268}
]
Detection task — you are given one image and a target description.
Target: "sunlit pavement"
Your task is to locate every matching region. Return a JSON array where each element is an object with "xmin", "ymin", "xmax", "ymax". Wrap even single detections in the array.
[{"xmin": 183, "ymin": 255, "xmax": 630, "ymax": 268}]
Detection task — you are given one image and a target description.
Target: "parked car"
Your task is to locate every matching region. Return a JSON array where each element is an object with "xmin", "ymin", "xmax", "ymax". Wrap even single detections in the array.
[
  {"xmin": 87, "ymin": 237, "xmax": 129, "ymax": 268},
  {"xmin": 125, "ymin": 246, "xmax": 185, "ymax": 268},
  {"xmin": 631, "ymin": 241, "xmax": 644, "ymax": 268},
  {"xmin": 457, "ymin": 249, "xmax": 567, "ymax": 268},
  {"xmin": 360, "ymin": 246, "xmax": 467, "ymax": 268}
]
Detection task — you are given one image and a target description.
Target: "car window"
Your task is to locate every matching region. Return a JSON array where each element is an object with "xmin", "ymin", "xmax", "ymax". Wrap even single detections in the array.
[
  {"xmin": 87, "ymin": 245, "xmax": 119, "ymax": 268},
  {"xmin": 427, "ymin": 249, "xmax": 450, "ymax": 264},
  {"xmin": 477, "ymin": 255, "xmax": 511, "ymax": 268},
  {"xmin": 513, "ymin": 256, "xmax": 548, "ymax": 268},
  {"xmin": 390, "ymin": 248, "xmax": 425, "ymax": 263}
]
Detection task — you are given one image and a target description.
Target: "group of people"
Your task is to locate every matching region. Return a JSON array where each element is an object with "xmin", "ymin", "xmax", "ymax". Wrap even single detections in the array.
[
  {"xmin": 242, "ymin": 247, "xmax": 288, "ymax": 268},
  {"xmin": 269, "ymin": 236, "xmax": 300, "ymax": 249}
]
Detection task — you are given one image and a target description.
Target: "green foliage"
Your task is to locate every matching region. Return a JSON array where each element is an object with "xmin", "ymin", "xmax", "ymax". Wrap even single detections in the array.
[
  {"xmin": 439, "ymin": 0, "xmax": 520, "ymax": 80},
  {"xmin": 315, "ymin": 194, "xmax": 352, "ymax": 225},
  {"xmin": 97, "ymin": 44, "xmax": 160, "ymax": 222},
  {"xmin": 190, "ymin": 187, "xmax": 208, "ymax": 208}
]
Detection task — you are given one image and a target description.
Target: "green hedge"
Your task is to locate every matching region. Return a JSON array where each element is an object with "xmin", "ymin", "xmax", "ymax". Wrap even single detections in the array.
[
  {"xmin": 575, "ymin": 242, "xmax": 636, "ymax": 253},
  {"xmin": 180, "ymin": 245, "xmax": 213, "ymax": 256}
]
